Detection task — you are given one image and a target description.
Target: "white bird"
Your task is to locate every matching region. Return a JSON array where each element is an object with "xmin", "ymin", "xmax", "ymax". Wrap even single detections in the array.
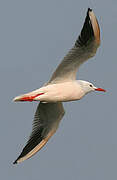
[{"xmin": 13, "ymin": 8, "xmax": 106, "ymax": 164}]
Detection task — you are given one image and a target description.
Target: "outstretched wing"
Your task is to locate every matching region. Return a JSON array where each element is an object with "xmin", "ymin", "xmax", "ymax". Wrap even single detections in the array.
[
  {"xmin": 49, "ymin": 8, "xmax": 100, "ymax": 83},
  {"xmin": 13, "ymin": 102, "xmax": 65, "ymax": 164}
]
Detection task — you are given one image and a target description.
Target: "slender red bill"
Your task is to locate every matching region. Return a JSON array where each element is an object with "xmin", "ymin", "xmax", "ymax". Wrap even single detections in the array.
[{"xmin": 95, "ymin": 88, "xmax": 106, "ymax": 92}]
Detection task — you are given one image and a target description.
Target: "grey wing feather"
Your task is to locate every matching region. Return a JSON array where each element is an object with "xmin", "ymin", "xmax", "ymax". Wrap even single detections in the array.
[
  {"xmin": 49, "ymin": 8, "xmax": 100, "ymax": 83},
  {"xmin": 13, "ymin": 102, "xmax": 65, "ymax": 164}
]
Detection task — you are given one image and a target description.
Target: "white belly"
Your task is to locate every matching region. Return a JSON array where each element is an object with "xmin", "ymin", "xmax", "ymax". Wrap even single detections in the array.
[{"xmin": 34, "ymin": 81, "xmax": 84, "ymax": 102}]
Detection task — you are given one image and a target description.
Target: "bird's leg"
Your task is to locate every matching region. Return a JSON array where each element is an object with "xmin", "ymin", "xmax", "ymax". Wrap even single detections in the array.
[{"xmin": 13, "ymin": 92, "xmax": 44, "ymax": 102}]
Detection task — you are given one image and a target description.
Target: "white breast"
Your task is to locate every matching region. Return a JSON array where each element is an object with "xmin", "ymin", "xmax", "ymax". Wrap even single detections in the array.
[{"xmin": 35, "ymin": 81, "xmax": 85, "ymax": 102}]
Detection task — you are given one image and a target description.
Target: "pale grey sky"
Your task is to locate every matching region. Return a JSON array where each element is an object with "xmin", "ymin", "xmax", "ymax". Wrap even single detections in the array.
[{"xmin": 0, "ymin": 0, "xmax": 117, "ymax": 179}]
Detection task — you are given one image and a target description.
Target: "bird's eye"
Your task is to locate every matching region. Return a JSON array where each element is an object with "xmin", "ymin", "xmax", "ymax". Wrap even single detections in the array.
[{"xmin": 90, "ymin": 84, "xmax": 93, "ymax": 87}]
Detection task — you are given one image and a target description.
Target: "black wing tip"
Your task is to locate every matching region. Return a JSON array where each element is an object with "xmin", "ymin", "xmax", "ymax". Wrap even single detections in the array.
[
  {"xmin": 88, "ymin": 8, "xmax": 92, "ymax": 12},
  {"xmin": 75, "ymin": 8, "xmax": 94, "ymax": 47},
  {"xmin": 13, "ymin": 159, "xmax": 18, "ymax": 164},
  {"xmin": 13, "ymin": 155, "xmax": 21, "ymax": 164},
  {"xmin": 12, "ymin": 127, "xmax": 44, "ymax": 164}
]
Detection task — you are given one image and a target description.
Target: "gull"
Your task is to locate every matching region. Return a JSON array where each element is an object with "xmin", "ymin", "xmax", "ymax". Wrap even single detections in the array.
[{"xmin": 13, "ymin": 8, "xmax": 106, "ymax": 164}]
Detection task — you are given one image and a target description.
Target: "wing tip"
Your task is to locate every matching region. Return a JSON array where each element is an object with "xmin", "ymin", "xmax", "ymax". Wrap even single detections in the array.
[
  {"xmin": 13, "ymin": 129, "xmax": 57, "ymax": 164},
  {"xmin": 13, "ymin": 159, "xmax": 18, "ymax": 164},
  {"xmin": 87, "ymin": 7, "xmax": 92, "ymax": 13},
  {"xmin": 88, "ymin": 8, "xmax": 100, "ymax": 46},
  {"xmin": 13, "ymin": 155, "xmax": 23, "ymax": 164},
  {"xmin": 75, "ymin": 8, "xmax": 100, "ymax": 47}
]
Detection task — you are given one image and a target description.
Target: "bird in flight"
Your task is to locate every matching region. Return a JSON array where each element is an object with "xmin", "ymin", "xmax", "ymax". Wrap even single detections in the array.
[{"xmin": 13, "ymin": 8, "xmax": 106, "ymax": 164}]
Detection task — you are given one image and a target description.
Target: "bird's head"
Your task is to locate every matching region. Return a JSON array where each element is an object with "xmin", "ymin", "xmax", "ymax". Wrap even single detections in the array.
[{"xmin": 78, "ymin": 80, "xmax": 106, "ymax": 94}]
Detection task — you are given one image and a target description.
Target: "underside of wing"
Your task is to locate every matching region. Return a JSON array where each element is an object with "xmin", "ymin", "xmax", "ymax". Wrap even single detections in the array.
[
  {"xmin": 49, "ymin": 8, "xmax": 100, "ymax": 84},
  {"xmin": 13, "ymin": 102, "xmax": 65, "ymax": 164}
]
